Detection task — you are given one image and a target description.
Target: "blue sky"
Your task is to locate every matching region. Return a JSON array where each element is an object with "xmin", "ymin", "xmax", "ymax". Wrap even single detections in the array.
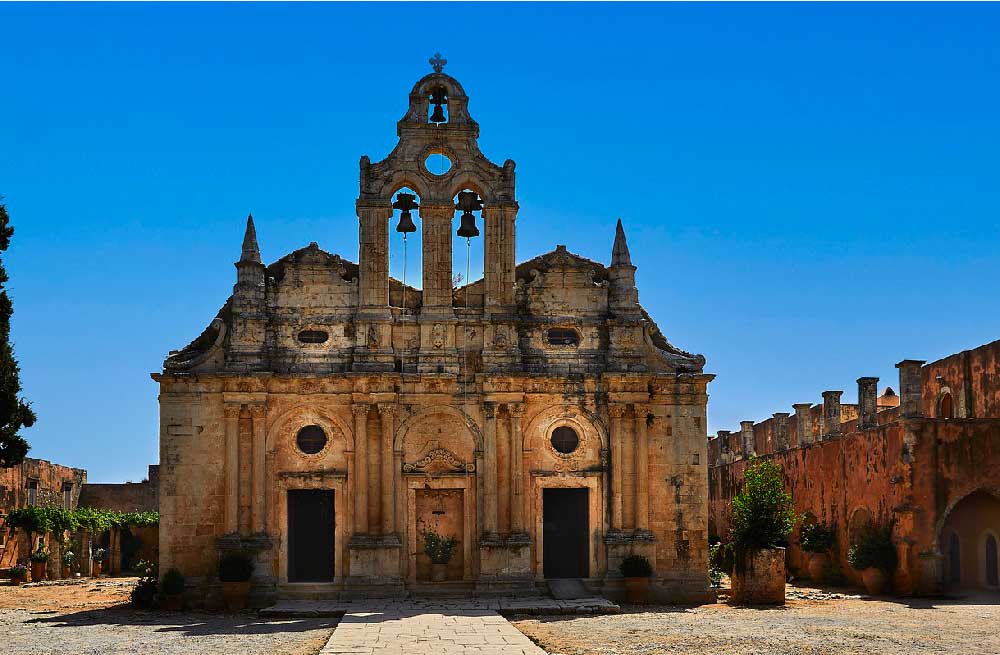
[{"xmin": 2, "ymin": 3, "xmax": 998, "ymax": 482}]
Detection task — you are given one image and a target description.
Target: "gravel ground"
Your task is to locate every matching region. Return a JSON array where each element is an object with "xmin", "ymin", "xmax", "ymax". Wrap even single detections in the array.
[
  {"xmin": 0, "ymin": 578, "xmax": 336, "ymax": 655},
  {"xmin": 512, "ymin": 585, "xmax": 1000, "ymax": 655}
]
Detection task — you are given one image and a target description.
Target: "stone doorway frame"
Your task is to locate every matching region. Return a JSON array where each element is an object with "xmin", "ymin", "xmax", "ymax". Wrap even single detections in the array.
[
  {"xmin": 530, "ymin": 473, "xmax": 604, "ymax": 581},
  {"xmin": 404, "ymin": 474, "xmax": 476, "ymax": 583},
  {"xmin": 275, "ymin": 472, "xmax": 348, "ymax": 586}
]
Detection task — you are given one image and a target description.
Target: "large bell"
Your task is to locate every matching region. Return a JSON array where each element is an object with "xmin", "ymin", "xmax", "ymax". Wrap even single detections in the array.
[
  {"xmin": 392, "ymin": 192, "xmax": 419, "ymax": 234},
  {"xmin": 429, "ymin": 103, "xmax": 446, "ymax": 124},
  {"xmin": 429, "ymin": 87, "xmax": 448, "ymax": 124},
  {"xmin": 455, "ymin": 191, "xmax": 482, "ymax": 238},
  {"xmin": 457, "ymin": 211, "xmax": 479, "ymax": 238}
]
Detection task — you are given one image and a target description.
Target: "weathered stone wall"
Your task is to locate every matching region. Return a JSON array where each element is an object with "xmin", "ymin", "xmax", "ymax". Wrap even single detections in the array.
[{"xmin": 79, "ymin": 465, "xmax": 159, "ymax": 513}]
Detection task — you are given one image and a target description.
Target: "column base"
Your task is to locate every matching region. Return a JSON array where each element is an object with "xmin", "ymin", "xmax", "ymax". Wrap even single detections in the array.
[
  {"xmin": 347, "ymin": 534, "xmax": 404, "ymax": 588},
  {"xmin": 478, "ymin": 533, "xmax": 533, "ymax": 592}
]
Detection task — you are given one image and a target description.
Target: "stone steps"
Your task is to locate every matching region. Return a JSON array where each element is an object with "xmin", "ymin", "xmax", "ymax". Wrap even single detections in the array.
[{"xmin": 260, "ymin": 597, "xmax": 620, "ymax": 618}]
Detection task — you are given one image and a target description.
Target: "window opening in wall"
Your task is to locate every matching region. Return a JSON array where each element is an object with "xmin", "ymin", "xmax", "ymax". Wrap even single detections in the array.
[
  {"xmin": 986, "ymin": 534, "xmax": 999, "ymax": 587},
  {"xmin": 939, "ymin": 392, "xmax": 954, "ymax": 419},
  {"xmin": 296, "ymin": 425, "xmax": 328, "ymax": 455},
  {"xmin": 547, "ymin": 328, "xmax": 580, "ymax": 346},
  {"xmin": 63, "ymin": 483, "xmax": 73, "ymax": 510},
  {"xmin": 551, "ymin": 426, "xmax": 580, "ymax": 454},
  {"xmin": 26, "ymin": 479, "xmax": 38, "ymax": 507},
  {"xmin": 297, "ymin": 330, "xmax": 329, "ymax": 344}
]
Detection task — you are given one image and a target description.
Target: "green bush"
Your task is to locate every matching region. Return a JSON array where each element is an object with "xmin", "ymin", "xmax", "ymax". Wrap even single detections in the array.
[
  {"xmin": 619, "ymin": 554, "xmax": 653, "ymax": 578},
  {"xmin": 218, "ymin": 552, "xmax": 254, "ymax": 582},
  {"xmin": 161, "ymin": 567, "xmax": 185, "ymax": 595},
  {"xmin": 729, "ymin": 458, "xmax": 797, "ymax": 563},
  {"xmin": 848, "ymin": 526, "xmax": 897, "ymax": 573},
  {"xmin": 130, "ymin": 559, "xmax": 159, "ymax": 608},
  {"xmin": 799, "ymin": 521, "xmax": 836, "ymax": 553},
  {"xmin": 709, "ymin": 542, "xmax": 734, "ymax": 582},
  {"xmin": 423, "ymin": 531, "xmax": 459, "ymax": 565},
  {"xmin": 29, "ymin": 544, "xmax": 50, "ymax": 562}
]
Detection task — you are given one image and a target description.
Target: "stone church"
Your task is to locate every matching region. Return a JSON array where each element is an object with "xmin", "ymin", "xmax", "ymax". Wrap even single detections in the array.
[{"xmin": 154, "ymin": 59, "xmax": 713, "ymax": 604}]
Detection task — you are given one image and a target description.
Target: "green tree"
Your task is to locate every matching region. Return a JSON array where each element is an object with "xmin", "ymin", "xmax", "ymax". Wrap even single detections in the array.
[
  {"xmin": 729, "ymin": 458, "xmax": 797, "ymax": 559},
  {"xmin": 0, "ymin": 201, "xmax": 35, "ymax": 467}
]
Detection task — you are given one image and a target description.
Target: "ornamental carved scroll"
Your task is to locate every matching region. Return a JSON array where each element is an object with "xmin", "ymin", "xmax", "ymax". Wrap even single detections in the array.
[{"xmin": 402, "ymin": 447, "xmax": 475, "ymax": 475}]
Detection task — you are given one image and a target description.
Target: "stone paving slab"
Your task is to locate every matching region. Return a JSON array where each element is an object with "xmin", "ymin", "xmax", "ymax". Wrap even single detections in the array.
[
  {"xmin": 320, "ymin": 605, "xmax": 546, "ymax": 655},
  {"xmin": 260, "ymin": 597, "xmax": 619, "ymax": 618}
]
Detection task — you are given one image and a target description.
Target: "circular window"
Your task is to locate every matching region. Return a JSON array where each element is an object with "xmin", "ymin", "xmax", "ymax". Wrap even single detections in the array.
[
  {"xmin": 424, "ymin": 153, "xmax": 452, "ymax": 176},
  {"xmin": 296, "ymin": 425, "xmax": 328, "ymax": 455},
  {"xmin": 550, "ymin": 426, "xmax": 580, "ymax": 454}
]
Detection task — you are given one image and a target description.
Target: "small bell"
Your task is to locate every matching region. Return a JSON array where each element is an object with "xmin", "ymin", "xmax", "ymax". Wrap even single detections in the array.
[
  {"xmin": 429, "ymin": 87, "xmax": 448, "ymax": 124},
  {"xmin": 392, "ymin": 192, "xmax": 419, "ymax": 234},
  {"xmin": 455, "ymin": 191, "xmax": 482, "ymax": 238},
  {"xmin": 429, "ymin": 103, "xmax": 446, "ymax": 124}
]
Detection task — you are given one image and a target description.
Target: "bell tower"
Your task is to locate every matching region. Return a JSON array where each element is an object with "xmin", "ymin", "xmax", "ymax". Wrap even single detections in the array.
[{"xmin": 354, "ymin": 55, "xmax": 519, "ymax": 373}]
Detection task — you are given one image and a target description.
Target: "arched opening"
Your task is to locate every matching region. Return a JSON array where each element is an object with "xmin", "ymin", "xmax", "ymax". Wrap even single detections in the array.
[
  {"xmin": 389, "ymin": 186, "xmax": 423, "ymax": 309},
  {"xmin": 939, "ymin": 392, "xmax": 955, "ymax": 419},
  {"xmin": 940, "ymin": 490, "xmax": 1000, "ymax": 590},
  {"xmin": 848, "ymin": 507, "xmax": 874, "ymax": 546},
  {"xmin": 451, "ymin": 188, "xmax": 485, "ymax": 309},
  {"xmin": 428, "ymin": 84, "xmax": 449, "ymax": 124}
]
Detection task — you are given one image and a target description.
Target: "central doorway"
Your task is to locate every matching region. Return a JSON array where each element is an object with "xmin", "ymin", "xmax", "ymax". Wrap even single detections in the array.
[
  {"xmin": 543, "ymin": 488, "xmax": 589, "ymax": 578},
  {"xmin": 287, "ymin": 489, "xmax": 335, "ymax": 582}
]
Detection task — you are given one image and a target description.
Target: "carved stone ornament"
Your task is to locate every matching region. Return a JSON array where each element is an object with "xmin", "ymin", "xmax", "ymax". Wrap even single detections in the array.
[
  {"xmin": 367, "ymin": 324, "xmax": 380, "ymax": 348},
  {"xmin": 493, "ymin": 328, "xmax": 509, "ymax": 349},
  {"xmin": 402, "ymin": 447, "xmax": 475, "ymax": 475},
  {"xmin": 223, "ymin": 404, "xmax": 242, "ymax": 419},
  {"xmin": 432, "ymin": 323, "xmax": 446, "ymax": 349}
]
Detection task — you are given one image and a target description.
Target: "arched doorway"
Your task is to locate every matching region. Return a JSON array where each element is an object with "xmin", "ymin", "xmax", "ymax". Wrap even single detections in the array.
[
  {"xmin": 940, "ymin": 490, "xmax": 1000, "ymax": 591},
  {"xmin": 938, "ymin": 392, "xmax": 955, "ymax": 419}
]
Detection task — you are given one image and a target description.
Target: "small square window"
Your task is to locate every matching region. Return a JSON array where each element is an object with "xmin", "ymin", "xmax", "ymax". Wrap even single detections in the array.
[
  {"xmin": 63, "ymin": 483, "xmax": 74, "ymax": 510},
  {"xmin": 26, "ymin": 480, "xmax": 38, "ymax": 507}
]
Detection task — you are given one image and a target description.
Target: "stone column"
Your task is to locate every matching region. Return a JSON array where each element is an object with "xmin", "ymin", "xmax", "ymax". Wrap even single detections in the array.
[
  {"xmin": 793, "ymin": 403, "xmax": 813, "ymax": 446},
  {"xmin": 223, "ymin": 403, "xmax": 241, "ymax": 534},
  {"xmin": 858, "ymin": 377, "xmax": 879, "ymax": 429},
  {"xmin": 419, "ymin": 203, "xmax": 455, "ymax": 316},
  {"xmin": 773, "ymin": 413, "xmax": 790, "ymax": 451},
  {"xmin": 609, "ymin": 404, "xmax": 626, "ymax": 531},
  {"xmin": 378, "ymin": 403, "xmax": 396, "ymax": 535},
  {"xmin": 822, "ymin": 391, "xmax": 843, "ymax": 438},
  {"xmin": 507, "ymin": 403, "xmax": 525, "ymax": 533},
  {"xmin": 633, "ymin": 404, "xmax": 650, "ymax": 533},
  {"xmin": 250, "ymin": 404, "xmax": 267, "ymax": 534},
  {"xmin": 896, "ymin": 360, "xmax": 927, "ymax": 418},
  {"xmin": 740, "ymin": 420, "xmax": 756, "ymax": 458},
  {"xmin": 716, "ymin": 430, "xmax": 731, "ymax": 464},
  {"xmin": 356, "ymin": 200, "xmax": 392, "ymax": 314},
  {"xmin": 482, "ymin": 403, "xmax": 498, "ymax": 536},
  {"xmin": 482, "ymin": 201, "xmax": 518, "ymax": 312},
  {"xmin": 352, "ymin": 404, "xmax": 370, "ymax": 535}
]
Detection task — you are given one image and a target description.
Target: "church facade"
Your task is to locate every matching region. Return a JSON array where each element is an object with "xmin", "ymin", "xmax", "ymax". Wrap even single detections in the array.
[{"xmin": 154, "ymin": 62, "xmax": 713, "ymax": 604}]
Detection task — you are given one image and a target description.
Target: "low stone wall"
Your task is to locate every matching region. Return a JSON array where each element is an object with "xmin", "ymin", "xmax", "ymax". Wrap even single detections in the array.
[{"xmin": 730, "ymin": 548, "xmax": 785, "ymax": 605}]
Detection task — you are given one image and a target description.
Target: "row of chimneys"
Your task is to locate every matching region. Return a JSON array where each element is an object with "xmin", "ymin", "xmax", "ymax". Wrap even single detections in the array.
[{"xmin": 715, "ymin": 359, "xmax": 926, "ymax": 458}]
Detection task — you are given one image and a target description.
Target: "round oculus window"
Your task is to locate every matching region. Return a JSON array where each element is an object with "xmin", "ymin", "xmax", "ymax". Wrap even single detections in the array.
[
  {"xmin": 550, "ymin": 426, "xmax": 580, "ymax": 454},
  {"xmin": 296, "ymin": 425, "xmax": 328, "ymax": 455}
]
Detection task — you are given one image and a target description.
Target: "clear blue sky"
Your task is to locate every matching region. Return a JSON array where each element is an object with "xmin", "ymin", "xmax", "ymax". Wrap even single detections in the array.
[{"xmin": 3, "ymin": 3, "xmax": 998, "ymax": 482}]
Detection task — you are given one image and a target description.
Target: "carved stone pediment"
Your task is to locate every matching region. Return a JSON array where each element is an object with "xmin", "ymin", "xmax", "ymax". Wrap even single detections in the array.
[{"xmin": 403, "ymin": 447, "xmax": 475, "ymax": 475}]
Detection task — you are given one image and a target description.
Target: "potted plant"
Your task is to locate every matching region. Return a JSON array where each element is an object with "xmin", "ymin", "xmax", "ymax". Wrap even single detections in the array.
[
  {"xmin": 619, "ymin": 554, "xmax": 653, "ymax": 603},
  {"xmin": 727, "ymin": 458, "xmax": 797, "ymax": 605},
  {"xmin": 161, "ymin": 567, "xmax": 185, "ymax": 611},
  {"xmin": 218, "ymin": 552, "xmax": 254, "ymax": 611},
  {"xmin": 9, "ymin": 563, "xmax": 28, "ymax": 586},
  {"xmin": 130, "ymin": 559, "xmax": 158, "ymax": 609},
  {"xmin": 91, "ymin": 547, "xmax": 106, "ymax": 577},
  {"xmin": 799, "ymin": 521, "xmax": 836, "ymax": 581},
  {"xmin": 29, "ymin": 542, "xmax": 50, "ymax": 582},
  {"xmin": 61, "ymin": 550, "xmax": 75, "ymax": 579},
  {"xmin": 423, "ymin": 531, "xmax": 458, "ymax": 582},
  {"xmin": 848, "ymin": 525, "xmax": 897, "ymax": 595}
]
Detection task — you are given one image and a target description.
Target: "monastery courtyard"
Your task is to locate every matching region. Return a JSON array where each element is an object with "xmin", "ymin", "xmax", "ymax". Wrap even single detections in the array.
[{"xmin": 2, "ymin": 579, "xmax": 998, "ymax": 655}]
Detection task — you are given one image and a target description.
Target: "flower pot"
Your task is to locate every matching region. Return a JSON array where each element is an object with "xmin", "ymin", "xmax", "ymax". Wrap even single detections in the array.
[
  {"xmin": 30, "ymin": 561, "xmax": 47, "ymax": 582},
  {"xmin": 807, "ymin": 552, "xmax": 830, "ymax": 582},
  {"xmin": 92, "ymin": 561, "xmax": 102, "ymax": 577},
  {"xmin": 11, "ymin": 574, "xmax": 25, "ymax": 586},
  {"xmin": 62, "ymin": 566, "xmax": 71, "ymax": 579},
  {"xmin": 163, "ymin": 593, "xmax": 183, "ymax": 611},
  {"xmin": 861, "ymin": 567, "xmax": 885, "ymax": 595},
  {"xmin": 624, "ymin": 576, "xmax": 650, "ymax": 604},
  {"xmin": 430, "ymin": 562, "xmax": 448, "ymax": 582},
  {"xmin": 221, "ymin": 580, "xmax": 252, "ymax": 611}
]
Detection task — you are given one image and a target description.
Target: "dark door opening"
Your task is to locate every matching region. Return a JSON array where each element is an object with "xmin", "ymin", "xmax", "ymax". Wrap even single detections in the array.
[
  {"xmin": 288, "ymin": 489, "xmax": 335, "ymax": 582},
  {"xmin": 543, "ymin": 488, "xmax": 589, "ymax": 578}
]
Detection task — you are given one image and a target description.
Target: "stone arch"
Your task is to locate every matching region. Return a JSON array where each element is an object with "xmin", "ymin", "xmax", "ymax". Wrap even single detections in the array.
[
  {"xmin": 393, "ymin": 405, "xmax": 483, "ymax": 456},
  {"xmin": 933, "ymin": 486, "xmax": 1000, "ymax": 551},
  {"xmin": 848, "ymin": 506, "xmax": 874, "ymax": 546},
  {"xmin": 938, "ymin": 389, "xmax": 955, "ymax": 418},
  {"xmin": 523, "ymin": 404, "xmax": 608, "ymax": 453},
  {"xmin": 266, "ymin": 404, "xmax": 354, "ymax": 453},
  {"xmin": 936, "ymin": 488, "xmax": 1000, "ymax": 589}
]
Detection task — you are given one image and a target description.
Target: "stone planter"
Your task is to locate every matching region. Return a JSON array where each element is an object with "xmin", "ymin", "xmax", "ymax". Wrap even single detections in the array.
[
  {"xmin": 624, "ymin": 576, "xmax": 650, "ymax": 604},
  {"xmin": 807, "ymin": 552, "xmax": 830, "ymax": 581},
  {"xmin": 730, "ymin": 547, "xmax": 786, "ymax": 605},
  {"xmin": 221, "ymin": 580, "xmax": 251, "ymax": 611},
  {"xmin": 861, "ymin": 567, "xmax": 886, "ymax": 595},
  {"xmin": 431, "ymin": 563, "xmax": 448, "ymax": 582},
  {"xmin": 30, "ymin": 561, "xmax": 47, "ymax": 582}
]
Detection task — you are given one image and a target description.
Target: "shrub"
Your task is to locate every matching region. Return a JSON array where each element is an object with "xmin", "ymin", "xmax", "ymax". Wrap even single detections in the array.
[
  {"xmin": 422, "ymin": 531, "xmax": 458, "ymax": 565},
  {"xmin": 729, "ymin": 458, "xmax": 797, "ymax": 563},
  {"xmin": 799, "ymin": 521, "xmax": 836, "ymax": 553},
  {"xmin": 29, "ymin": 545, "xmax": 50, "ymax": 562},
  {"xmin": 709, "ymin": 542, "xmax": 734, "ymax": 584},
  {"xmin": 848, "ymin": 525, "xmax": 897, "ymax": 573},
  {"xmin": 619, "ymin": 554, "xmax": 653, "ymax": 578},
  {"xmin": 10, "ymin": 563, "xmax": 28, "ymax": 579},
  {"xmin": 62, "ymin": 550, "xmax": 76, "ymax": 566},
  {"xmin": 130, "ymin": 559, "xmax": 159, "ymax": 608},
  {"xmin": 91, "ymin": 547, "xmax": 106, "ymax": 562},
  {"xmin": 218, "ymin": 552, "xmax": 254, "ymax": 582},
  {"xmin": 161, "ymin": 567, "xmax": 185, "ymax": 596}
]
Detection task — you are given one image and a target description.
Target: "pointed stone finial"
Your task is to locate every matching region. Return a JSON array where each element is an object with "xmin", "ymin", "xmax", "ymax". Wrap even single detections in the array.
[
  {"xmin": 611, "ymin": 218, "xmax": 633, "ymax": 267},
  {"xmin": 240, "ymin": 213, "xmax": 261, "ymax": 264}
]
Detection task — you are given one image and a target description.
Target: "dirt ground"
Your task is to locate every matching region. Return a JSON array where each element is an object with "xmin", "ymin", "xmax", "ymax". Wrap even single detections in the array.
[
  {"xmin": 512, "ymin": 583, "xmax": 1000, "ymax": 655},
  {"xmin": 0, "ymin": 578, "xmax": 337, "ymax": 655}
]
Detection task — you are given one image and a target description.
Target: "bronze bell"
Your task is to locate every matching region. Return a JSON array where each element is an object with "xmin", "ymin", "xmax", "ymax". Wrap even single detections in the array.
[
  {"xmin": 429, "ymin": 103, "xmax": 446, "ymax": 124},
  {"xmin": 392, "ymin": 192, "xmax": 418, "ymax": 234},
  {"xmin": 429, "ymin": 87, "xmax": 448, "ymax": 124},
  {"xmin": 455, "ymin": 191, "xmax": 482, "ymax": 238}
]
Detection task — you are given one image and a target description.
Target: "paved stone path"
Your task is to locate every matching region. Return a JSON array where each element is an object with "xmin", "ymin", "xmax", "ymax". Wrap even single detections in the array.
[
  {"xmin": 261, "ymin": 597, "xmax": 619, "ymax": 618},
  {"xmin": 320, "ymin": 604, "xmax": 547, "ymax": 655}
]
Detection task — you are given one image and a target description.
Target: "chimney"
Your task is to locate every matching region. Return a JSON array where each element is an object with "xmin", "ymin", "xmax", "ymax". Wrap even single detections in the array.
[
  {"xmin": 793, "ymin": 403, "xmax": 813, "ymax": 446},
  {"xmin": 857, "ymin": 377, "xmax": 879, "ymax": 429},
  {"xmin": 822, "ymin": 391, "xmax": 843, "ymax": 439},
  {"xmin": 773, "ymin": 413, "xmax": 790, "ymax": 451},
  {"xmin": 740, "ymin": 420, "xmax": 756, "ymax": 458},
  {"xmin": 895, "ymin": 360, "xmax": 926, "ymax": 418}
]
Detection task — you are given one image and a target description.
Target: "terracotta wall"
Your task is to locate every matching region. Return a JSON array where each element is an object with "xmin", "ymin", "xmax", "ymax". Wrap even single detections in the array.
[{"xmin": 79, "ymin": 465, "xmax": 159, "ymax": 513}]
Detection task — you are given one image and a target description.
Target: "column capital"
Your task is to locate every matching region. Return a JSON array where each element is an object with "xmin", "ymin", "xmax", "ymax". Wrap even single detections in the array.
[
  {"xmin": 792, "ymin": 403, "xmax": 813, "ymax": 411},
  {"xmin": 506, "ymin": 403, "xmax": 525, "ymax": 418},
  {"xmin": 418, "ymin": 203, "xmax": 454, "ymax": 219},
  {"xmin": 223, "ymin": 404, "xmax": 242, "ymax": 419},
  {"xmin": 608, "ymin": 404, "xmax": 627, "ymax": 419},
  {"xmin": 355, "ymin": 199, "xmax": 392, "ymax": 214},
  {"xmin": 633, "ymin": 403, "xmax": 652, "ymax": 417},
  {"xmin": 248, "ymin": 404, "xmax": 267, "ymax": 418},
  {"xmin": 352, "ymin": 403, "xmax": 371, "ymax": 417},
  {"xmin": 483, "ymin": 402, "xmax": 497, "ymax": 419},
  {"xmin": 377, "ymin": 403, "xmax": 397, "ymax": 417}
]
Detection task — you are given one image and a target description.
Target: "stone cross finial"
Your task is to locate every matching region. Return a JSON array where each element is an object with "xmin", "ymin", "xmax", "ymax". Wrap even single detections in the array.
[{"xmin": 429, "ymin": 53, "xmax": 447, "ymax": 73}]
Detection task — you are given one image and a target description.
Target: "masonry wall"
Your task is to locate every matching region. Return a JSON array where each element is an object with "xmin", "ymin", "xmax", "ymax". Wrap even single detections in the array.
[{"xmin": 79, "ymin": 465, "xmax": 160, "ymax": 513}]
